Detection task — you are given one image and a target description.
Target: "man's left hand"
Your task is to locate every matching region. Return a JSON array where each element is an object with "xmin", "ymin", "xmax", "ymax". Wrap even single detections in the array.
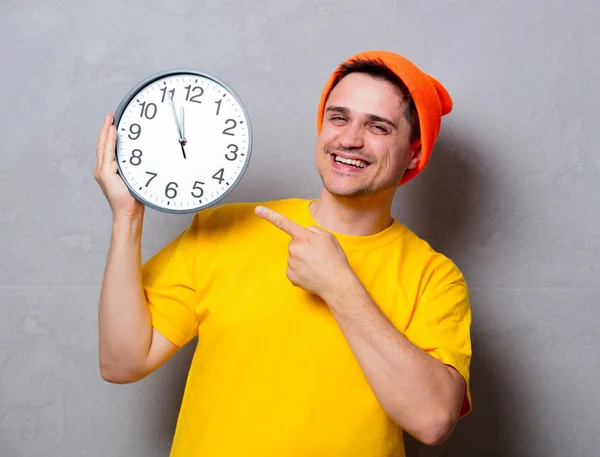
[{"xmin": 255, "ymin": 205, "xmax": 355, "ymax": 299}]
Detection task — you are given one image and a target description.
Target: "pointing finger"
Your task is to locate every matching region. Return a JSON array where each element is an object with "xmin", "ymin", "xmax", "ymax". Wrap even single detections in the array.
[{"xmin": 255, "ymin": 206, "xmax": 307, "ymax": 239}]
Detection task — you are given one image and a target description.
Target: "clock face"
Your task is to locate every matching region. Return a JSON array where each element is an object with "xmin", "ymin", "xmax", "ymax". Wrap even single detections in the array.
[{"xmin": 113, "ymin": 70, "xmax": 252, "ymax": 213}]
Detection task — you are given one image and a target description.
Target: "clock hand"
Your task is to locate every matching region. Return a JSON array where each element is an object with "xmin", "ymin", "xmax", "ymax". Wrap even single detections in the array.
[
  {"xmin": 180, "ymin": 106, "xmax": 186, "ymax": 144},
  {"xmin": 179, "ymin": 106, "xmax": 187, "ymax": 159},
  {"xmin": 169, "ymin": 93, "xmax": 184, "ymax": 141},
  {"xmin": 169, "ymin": 93, "xmax": 187, "ymax": 159}
]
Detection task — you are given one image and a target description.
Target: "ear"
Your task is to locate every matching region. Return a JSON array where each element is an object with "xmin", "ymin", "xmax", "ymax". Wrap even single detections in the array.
[{"xmin": 406, "ymin": 139, "xmax": 422, "ymax": 170}]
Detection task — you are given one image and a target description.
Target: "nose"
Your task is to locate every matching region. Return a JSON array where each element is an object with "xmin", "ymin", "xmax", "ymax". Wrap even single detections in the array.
[{"xmin": 338, "ymin": 122, "xmax": 364, "ymax": 150}]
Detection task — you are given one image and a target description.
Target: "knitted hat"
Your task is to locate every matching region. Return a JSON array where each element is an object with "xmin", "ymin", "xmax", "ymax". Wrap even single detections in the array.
[{"xmin": 316, "ymin": 50, "xmax": 453, "ymax": 185}]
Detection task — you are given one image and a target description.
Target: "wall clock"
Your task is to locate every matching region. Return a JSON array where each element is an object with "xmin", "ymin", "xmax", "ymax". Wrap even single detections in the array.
[{"xmin": 113, "ymin": 69, "xmax": 252, "ymax": 213}]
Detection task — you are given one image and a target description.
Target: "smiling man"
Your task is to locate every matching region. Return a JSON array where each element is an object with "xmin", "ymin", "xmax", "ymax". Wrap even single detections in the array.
[{"xmin": 95, "ymin": 50, "xmax": 471, "ymax": 457}]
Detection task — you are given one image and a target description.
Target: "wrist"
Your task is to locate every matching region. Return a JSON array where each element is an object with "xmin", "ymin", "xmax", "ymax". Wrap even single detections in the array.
[
  {"xmin": 112, "ymin": 210, "xmax": 144, "ymax": 242},
  {"xmin": 113, "ymin": 207, "xmax": 144, "ymax": 227},
  {"xmin": 322, "ymin": 269, "xmax": 364, "ymax": 309}
]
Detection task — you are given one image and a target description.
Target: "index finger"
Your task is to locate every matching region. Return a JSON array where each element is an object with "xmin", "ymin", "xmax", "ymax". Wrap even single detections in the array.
[{"xmin": 255, "ymin": 206, "xmax": 307, "ymax": 239}]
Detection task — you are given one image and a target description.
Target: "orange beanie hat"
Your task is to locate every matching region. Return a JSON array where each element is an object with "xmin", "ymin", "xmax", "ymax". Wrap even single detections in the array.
[{"xmin": 316, "ymin": 50, "xmax": 453, "ymax": 185}]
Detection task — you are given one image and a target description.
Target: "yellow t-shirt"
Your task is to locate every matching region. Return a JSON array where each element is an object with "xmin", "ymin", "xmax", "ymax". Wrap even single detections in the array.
[{"xmin": 142, "ymin": 198, "xmax": 472, "ymax": 457}]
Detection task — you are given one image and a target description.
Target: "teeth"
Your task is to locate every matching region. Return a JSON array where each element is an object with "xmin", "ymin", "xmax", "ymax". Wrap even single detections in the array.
[{"xmin": 334, "ymin": 155, "xmax": 368, "ymax": 168}]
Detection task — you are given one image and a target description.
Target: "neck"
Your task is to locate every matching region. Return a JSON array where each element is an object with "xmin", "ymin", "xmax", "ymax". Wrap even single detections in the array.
[{"xmin": 310, "ymin": 188, "xmax": 395, "ymax": 236}]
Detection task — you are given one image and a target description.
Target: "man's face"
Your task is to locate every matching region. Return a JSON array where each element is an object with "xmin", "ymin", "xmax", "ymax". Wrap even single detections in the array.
[{"xmin": 315, "ymin": 72, "xmax": 420, "ymax": 198}]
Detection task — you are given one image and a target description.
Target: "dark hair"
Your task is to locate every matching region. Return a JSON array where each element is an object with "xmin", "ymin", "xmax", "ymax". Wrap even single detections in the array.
[{"xmin": 329, "ymin": 58, "xmax": 420, "ymax": 142}]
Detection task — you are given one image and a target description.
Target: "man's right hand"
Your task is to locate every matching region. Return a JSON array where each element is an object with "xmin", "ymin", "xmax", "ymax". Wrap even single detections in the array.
[
  {"xmin": 94, "ymin": 113, "xmax": 144, "ymax": 219},
  {"xmin": 95, "ymin": 113, "xmax": 179, "ymax": 384}
]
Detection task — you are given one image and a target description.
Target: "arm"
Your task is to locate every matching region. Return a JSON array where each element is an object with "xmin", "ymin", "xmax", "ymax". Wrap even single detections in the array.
[
  {"xmin": 322, "ymin": 273, "xmax": 466, "ymax": 446},
  {"xmin": 95, "ymin": 113, "xmax": 178, "ymax": 384},
  {"xmin": 254, "ymin": 206, "xmax": 469, "ymax": 446}
]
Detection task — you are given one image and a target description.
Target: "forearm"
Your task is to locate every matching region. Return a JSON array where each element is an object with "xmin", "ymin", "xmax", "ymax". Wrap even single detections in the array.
[
  {"xmin": 98, "ymin": 212, "xmax": 153, "ymax": 381},
  {"xmin": 323, "ymin": 274, "xmax": 463, "ymax": 445}
]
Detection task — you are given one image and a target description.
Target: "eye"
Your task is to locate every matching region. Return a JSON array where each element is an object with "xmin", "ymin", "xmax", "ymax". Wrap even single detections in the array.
[
  {"xmin": 370, "ymin": 124, "xmax": 389, "ymax": 134},
  {"xmin": 329, "ymin": 115, "xmax": 347, "ymax": 125}
]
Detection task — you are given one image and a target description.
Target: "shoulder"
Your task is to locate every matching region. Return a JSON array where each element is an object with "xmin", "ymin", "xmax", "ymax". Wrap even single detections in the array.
[
  {"xmin": 397, "ymin": 229, "xmax": 471, "ymax": 332},
  {"xmin": 400, "ymin": 226, "xmax": 468, "ymax": 290}
]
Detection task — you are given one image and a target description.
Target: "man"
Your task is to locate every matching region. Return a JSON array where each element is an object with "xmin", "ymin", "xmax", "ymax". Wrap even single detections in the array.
[{"xmin": 95, "ymin": 50, "xmax": 471, "ymax": 457}]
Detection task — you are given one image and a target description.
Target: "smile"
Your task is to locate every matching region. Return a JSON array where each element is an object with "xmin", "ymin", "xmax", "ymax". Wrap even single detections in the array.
[{"xmin": 333, "ymin": 154, "xmax": 369, "ymax": 169}]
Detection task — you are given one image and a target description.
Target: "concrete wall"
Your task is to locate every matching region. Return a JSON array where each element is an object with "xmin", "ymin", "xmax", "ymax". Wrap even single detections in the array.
[{"xmin": 1, "ymin": 0, "xmax": 598, "ymax": 455}]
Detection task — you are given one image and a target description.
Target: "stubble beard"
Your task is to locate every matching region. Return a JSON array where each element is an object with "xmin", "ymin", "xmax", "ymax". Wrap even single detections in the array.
[{"xmin": 320, "ymin": 173, "xmax": 398, "ymax": 199}]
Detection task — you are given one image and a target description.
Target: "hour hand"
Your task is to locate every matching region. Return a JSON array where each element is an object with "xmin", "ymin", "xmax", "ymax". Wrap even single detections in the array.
[{"xmin": 180, "ymin": 106, "xmax": 185, "ymax": 143}]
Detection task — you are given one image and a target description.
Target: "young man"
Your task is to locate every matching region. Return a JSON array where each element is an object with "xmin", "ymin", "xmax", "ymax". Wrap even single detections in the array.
[{"xmin": 95, "ymin": 50, "xmax": 471, "ymax": 457}]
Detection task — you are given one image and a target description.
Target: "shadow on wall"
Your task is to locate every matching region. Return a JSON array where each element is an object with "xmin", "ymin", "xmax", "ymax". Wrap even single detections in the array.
[
  {"xmin": 397, "ymin": 129, "xmax": 513, "ymax": 457},
  {"xmin": 392, "ymin": 127, "xmax": 490, "ymax": 260}
]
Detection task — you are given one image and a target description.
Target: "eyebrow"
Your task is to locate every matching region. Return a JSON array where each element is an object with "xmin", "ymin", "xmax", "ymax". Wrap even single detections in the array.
[{"xmin": 326, "ymin": 105, "xmax": 397, "ymax": 129}]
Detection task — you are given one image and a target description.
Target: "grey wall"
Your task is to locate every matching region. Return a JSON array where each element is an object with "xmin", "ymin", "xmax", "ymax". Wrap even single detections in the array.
[{"xmin": 1, "ymin": 0, "xmax": 598, "ymax": 456}]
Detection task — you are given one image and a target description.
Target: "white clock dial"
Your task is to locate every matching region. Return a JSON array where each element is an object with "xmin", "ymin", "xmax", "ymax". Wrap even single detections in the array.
[{"xmin": 113, "ymin": 70, "xmax": 252, "ymax": 213}]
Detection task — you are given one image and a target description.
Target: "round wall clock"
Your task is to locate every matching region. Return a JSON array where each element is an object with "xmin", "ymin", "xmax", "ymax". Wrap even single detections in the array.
[{"xmin": 113, "ymin": 69, "xmax": 253, "ymax": 214}]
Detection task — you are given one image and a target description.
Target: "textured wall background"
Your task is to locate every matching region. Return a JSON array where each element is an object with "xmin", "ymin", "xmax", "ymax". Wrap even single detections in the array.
[{"xmin": 1, "ymin": 0, "xmax": 599, "ymax": 456}]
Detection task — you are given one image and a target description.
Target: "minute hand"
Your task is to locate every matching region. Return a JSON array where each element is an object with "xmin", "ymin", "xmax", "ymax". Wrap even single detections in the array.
[{"xmin": 169, "ymin": 93, "xmax": 184, "ymax": 141}]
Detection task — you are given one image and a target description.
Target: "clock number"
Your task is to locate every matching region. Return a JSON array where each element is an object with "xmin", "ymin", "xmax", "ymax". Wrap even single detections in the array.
[
  {"xmin": 128, "ymin": 123, "xmax": 141, "ymax": 140},
  {"xmin": 185, "ymin": 85, "xmax": 204, "ymax": 103},
  {"xmin": 191, "ymin": 181, "xmax": 205, "ymax": 198},
  {"xmin": 160, "ymin": 87, "xmax": 175, "ymax": 103},
  {"xmin": 144, "ymin": 171, "xmax": 157, "ymax": 187},
  {"xmin": 139, "ymin": 102, "xmax": 157, "ymax": 119},
  {"xmin": 212, "ymin": 168, "xmax": 225, "ymax": 184},
  {"xmin": 225, "ymin": 144, "xmax": 238, "ymax": 161},
  {"xmin": 130, "ymin": 149, "xmax": 143, "ymax": 166},
  {"xmin": 215, "ymin": 99, "xmax": 222, "ymax": 116},
  {"xmin": 165, "ymin": 182, "xmax": 178, "ymax": 199},
  {"xmin": 222, "ymin": 119, "xmax": 237, "ymax": 136}
]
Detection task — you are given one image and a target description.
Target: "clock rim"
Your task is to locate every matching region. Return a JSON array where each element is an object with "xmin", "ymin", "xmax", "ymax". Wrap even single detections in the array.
[{"xmin": 112, "ymin": 68, "xmax": 254, "ymax": 215}]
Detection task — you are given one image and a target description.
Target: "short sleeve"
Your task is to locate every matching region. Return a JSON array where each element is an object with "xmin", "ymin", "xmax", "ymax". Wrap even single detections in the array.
[
  {"xmin": 404, "ymin": 262, "xmax": 472, "ymax": 418},
  {"xmin": 142, "ymin": 215, "xmax": 200, "ymax": 348}
]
